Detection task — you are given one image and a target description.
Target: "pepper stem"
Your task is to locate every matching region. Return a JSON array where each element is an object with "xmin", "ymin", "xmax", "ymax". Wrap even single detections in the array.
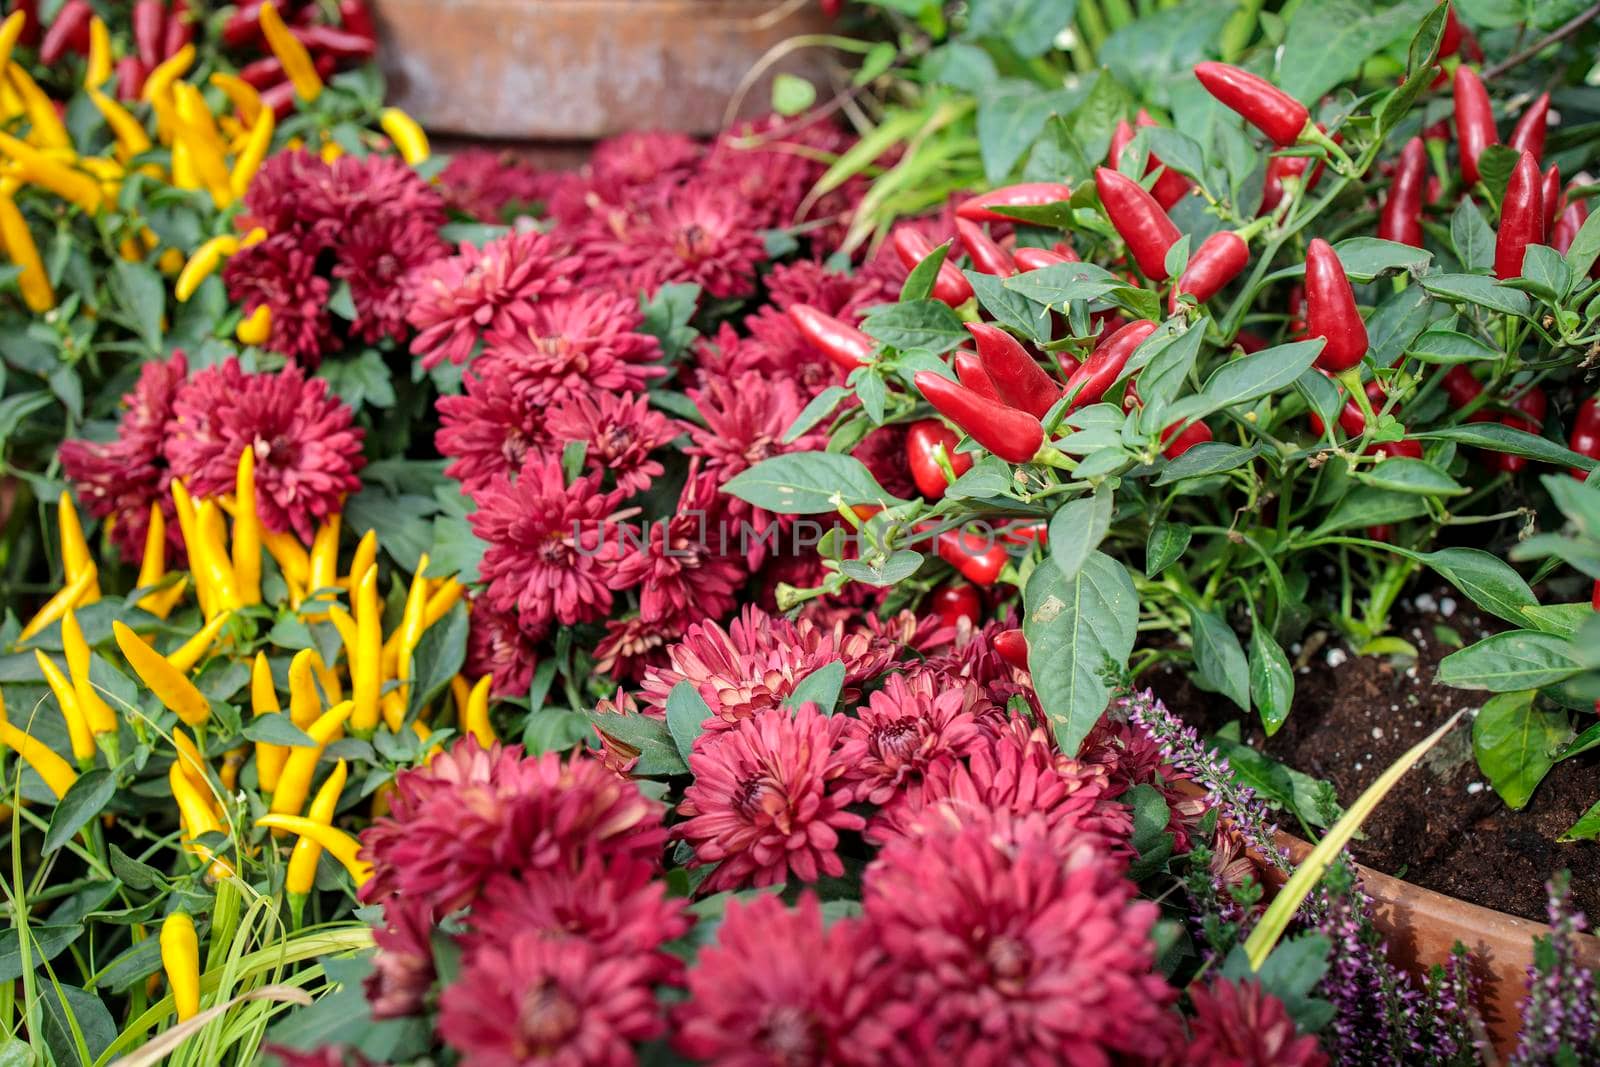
[{"xmin": 1300, "ymin": 123, "xmax": 1356, "ymax": 175}]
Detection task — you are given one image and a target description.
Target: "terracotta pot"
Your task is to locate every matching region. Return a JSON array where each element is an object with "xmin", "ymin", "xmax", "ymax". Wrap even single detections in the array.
[{"xmin": 371, "ymin": 0, "xmax": 833, "ymax": 139}]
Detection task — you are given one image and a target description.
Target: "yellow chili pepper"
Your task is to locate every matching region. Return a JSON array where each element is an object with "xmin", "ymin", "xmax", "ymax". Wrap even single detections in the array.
[
  {"xmin": 235, "ymin": 302, "xmax": 272, "ymax": 346},
  {"xmin": 350, "ymin": 565, "xmax": 381, "ymax": 735},
  {"xmin": 175, "ymin": 234, "xmax": 239, "ymax": 303},
  {"xmin": 380, "ymin": 690, "xmax": 406, "ymax": 732},
  {"xmin": 171, "ymin": 83, "xmax": 232, "ymax": 208},
  {"xmin": 61, "ymin": 609, "xmax": 116, "ymax": 738},
  {"xmin": 232, "ymin": 448, "xmax": 262, "ymax": 605},
  {"xmin": 170, "ymin": 727, "xmax": 210, "ymax": 793},
  {"xmin": 450, "ymin": 674, "xmax": 472, "ymax": 722},
  {"xmin": 166, "ymin": 611, "xmax": 231, "ymax": 673},
  {"xmin": 318, "ymin": 139, "xmax": 342, "ymax": 163},
  {"xmin": 18, "ymin": 564, "xmax": 97, "ymax": 642},
  {"xmin": 209, "ymin": 72, "xmax": 262, "ymax": 126},
  {"xmin": 34, "ymin": 650, "xmax": 95, "ymax": 764},
  {"xmin": 0, "ymin": 689, "xmax": 77, "ymax": 799},
  {"xmin": 169, "ymin": 137, "xmax": 198, "ymax": 189},
  {"xmin": 345, "ymin": 530, "xmax": 376, "ymax": 592},
  {"xmin": 269, "ymin": 700, "xmax": 353, "ymax": 821},
  {"xmin": 394, "ymin": 554, "xmax": 430, "ymax": 699},
  {"xmin": 256, "ymin": 814, "xmax": 370, "ymax": 886},
  {"xmin": 259, "ymin": 3, "xmax": 322, "ymax": 101},
  {"xmin": 220, "ymin": 746, "xmax": 246, "ymax": 791},
  {"xmin": 251, "ymin": 652, "xmax": 289, "ymax": 793},
  {"xmin": 159, "ymin": 913, "xmax": 201, "ymax": 1021},
  {"xmin": 325, "ymin": 605, "xmax": 358, "ymax": 660},
  {"xmin": 0, "ymin": 13, "xmax": 26, "ymax": 76},
  {"xmin": 0, "ymin": 131, "xmax": 102, "ymax": 214},
  {"xmin": 113, "ymin": 620, "xmax": 210, "ymax": 726},
  {"xmin": 157, "ymin": 246, "xmax": 184, "ymax": 274},
  {"xmin": 286, "ymin": 757, "xmax": 346, "ymax": 898},
  {"xmin": 56, "ymin": 492, "xmax": 101, "ymax": 604},
  {"xmin": 135, "ymin": 504, "xmax": 187, "ymax": 619},
  {"xmin": 262, "ymin": 528, "xmax": 309, "ymax": 588},
  {"xmin": 192, "ymin": 500, "xmax": 241, "ymax": 615},
  {"xmin": 0, "ymin": 188, "xmax": 52, "ymax": 311},
  {"xmin": 230, "ymin": 107, "xmax": 274, "ymax": 200},
  {"xmin": 8, "ymin": 64, "xmax": 70, "ymax": 150},
  {"xmin": 310, "ymin": 650, "xmax": 343, "ymax": 705},
  {"xmin": 307, "ymin": 514, "xmax": 341, "ymax": 590},
  {"xmin": 287, "ymin": 648, "xmax": 321, "ymax": 729},
  {"xmin": 464, "ymin": 674, "xmax": 496, "ymax": 748},
  {"xmin": 167, "ymin": 761, "xmax": 233, "ymax": 879},
  {"xmin": 141, "ymin": 43, "xmax": 195, "ymax": 108},
  {"xmin": 378, "ymin": 108, "xmax": 430, "ymax": 166},
  {"xmin": 84, "ymin": 17, "xmax": 111, "ymax": 89}
]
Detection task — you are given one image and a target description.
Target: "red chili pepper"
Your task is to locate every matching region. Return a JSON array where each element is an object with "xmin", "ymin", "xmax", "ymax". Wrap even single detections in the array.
[
  {"xmin": 1232, "ymin": 329, "xmax": 1270, "ymax": 354},
  {"xmin": 1494, "ymin": 385, "xmax": 1547, "ymax": 474},
  {"xmin": 1194, "ymin": 62, "xmax": 1310, "ymax": 147},
  {"xmin": 906, "ymin": 419, "xmax": 973, "ymax": 500},
  {"xmin": 1441, "ymin": 366, "xmax": 1483, "ymax": 409},
  {"xmin": 1592, "ymin": 579, "xmax": 1600, "ymax": 613},
  {"xmin": 913, "ymin": 372, "xmax": 1044, "ymax": 464},
  {"xmin": 934, "ymin": 528, "xmax": 1008, "ymax": 587},
  {"xmin": 1542, "ymin": 165, "xmax": 1563, "ymax": 232},
  {"xmin": 1378, "ymin": 136, "xmax": 1427, "ymax": 248},
  {"xmin": 39, "ymin": 0, "xmax": 93, "ymax": 63},
  {"xmin": 12, "ymin": 0, "xmax": 39, "ymax": 46},
  {"xmin": 1453, "ymin": 66, "xmax": 1497, "ymax": 187},
  {"xmin": 1553, "ymin": 199, "xmax": 1590, "ymax": 256},
  {"xmin": 891, "ymin": 227, "xmax": 975, "ymax": 308},
  {"xmin": 1578, "ymin": 397, "xmax": 1600, "ymax": 435},
  {"xmin": 1260, "ymin": 155, "xmax": 1306, "ymax": 215},
  {"xmin": 1440, "ymin": 4, "xmax": 1482, "ymax": 61},
  {"xmin": 957, "ymin": 182, "xmax": 1072, "ymax": 224},
  {"xmin": 132, "ymin": 0, "xmax": 167, "ymax": 68},
  {"xmin": 1286, "ymin": 283, "xmax": 1307, "ymax": 336},
  {"xmin": 789, "ymin": 304, "xmax": 874, "ymax": 371},
  {"xmin": 1013, "ymin": 246, "xmax": 1074, "ymax": 272},
  {"xmin": 1171, "ymin": 231, "xmax": 1249, "ymax": 312},
  {"xmin": 1310, "ymin": 379, "xmax": 1385, "ymax": 438},
  {"xmin": 967, "ymin": 322, "xmax": 1060, "ymax": 419},
  {"xmin": 1001, "ymin": 521, "xmax": 1047, "ymax": 547},
  {"xmin": 1066, "ymin": 319, "xmax": 1157, "ymax": 410},
  {"xmin": 953, "ymin": 350, "xmax": 1002, "ymax": 403},
  {"xmin": 115, "ymin": 56, "xmax": 149, "ymax": 101},
  {"xmin": 290, "ymin": 24, "xmax": 378, "ymax": 59},
  {"xmin": 1494, "ymin": 150, "xmax": 1544, "ymax": 282},
  {"xmin": 240, "ymin": 56, "xmax": 287, "ymax": 90},
  {"xmin": 955, "ymin": 218, "xmax": 1015, "ymax": 278},
  {"xmin": 1565, "ymin": 399, "xmax": 1599, "ymax": 479},
  {"xmin": 1508, "ymin": 92, "xmax": 1550, "ymax": 163},
  {"xmin": 1162, "ymin": 420, "xmax": 1213, "ymax": 459},
  {"xmin": 1368, "ymin": 437, "xmax": 1423, "ymax": 461},
  {"xmin": 1305, "ymin": 238, "xmax": 1368, "ymax": 373},
  {"xmin": 993, "ymin": 629, "xmax": 1029, "ymax": 671},
  {"xmin": 1109, "ymin": 112, "xmax": 1190, "ymax": 210},
  {"xmin": 339, "ymin": 0, "xmax": 377, "ymax": 39},
  {"xmin": 929, "ymin": 584, "xmax": 982, "ymax": 628},
  {"xmin": 1095, "ymin": 167, "xmax": 1181, "ymax": 280},
  {"xmin": 164, "ymin": 0, "xmax": 194, "ymax": 58},
  {"xmin": 223, "ymin": 2, "xmax": 266, "ymax": 47},
  {"xmin": 262, "ymin": 80, "xmax": 299, "ymax": 119}
]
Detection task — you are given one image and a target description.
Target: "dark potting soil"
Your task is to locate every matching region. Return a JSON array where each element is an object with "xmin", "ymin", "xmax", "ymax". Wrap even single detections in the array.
[{"xmin": 1147, "ymin": 593, "xmax": 1600, "ymax": 925}]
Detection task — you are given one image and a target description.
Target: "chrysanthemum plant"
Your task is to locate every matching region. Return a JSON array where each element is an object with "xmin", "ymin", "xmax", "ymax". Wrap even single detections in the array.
[{"xmin": 731, "ymin": 2, "xmax": 1600, "ymax": 811}]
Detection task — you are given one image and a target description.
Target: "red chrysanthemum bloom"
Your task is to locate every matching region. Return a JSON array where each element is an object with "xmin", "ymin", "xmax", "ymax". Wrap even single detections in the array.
[
  {"xmin": 360, "ymin": 741, "xmax": 667, "ymax": 916},
  {"xmin": 223, "ymin": 232, "xmax": 334, "ymax": 365},
  {"xmin": 764, "ymin": 258, "xmax": 865, "ymax": 313},
  {"xmin": 592, "ymin": 615, "xmax": 679, "ymax": 685},
  {"xmin": 858, "ymin": 810, "xmax": 1180, "ymax": 1065},
  {"xmin": 851, "ymin": 425, "xmax": 916, "ymax": 502},
  {"xmin": 701, "ymin": 114, "xmax": 847, "ymax": 231},
  {"xmin": 684, "ymin": 370, "xmax": 823, "ymax": 566},
  {"xmin": 163, "ymin": 358, "xmax": 364, "ymax": 542},
  {"xmin": 1175, "ymin": 977, "xmax": 1329, "ymax": 1067},
  {"xmin": 60, "ymin": 352, "xmax": 187, "ymax": 561},
  {"xmin": 335, "ymin": 208, "xmax": 450, "ymax": 344},
  {"xmin": 837, "ymin": 671, "xmax": 986, "ymax": 806},
  {"xmin": 608, "ymin": 180, "xmax": 767, "ymax": 300},
  {"xmin": 234, "ymin": 149, "xmax": 334, "ymax": 235},
  {"xmin": 1084, "ymin": 716, "xmax": 1206, "ymax": 853},
  {"xmin": 437, "ymin": 933, "xmax": 665, "ymax": 1067},
  {"xmin": 435, "ymin": 359, "xmax": 550, "ymax": 496},
  {"xmin": 675, "ymin": 703, "xmax": 864, "ymax": 893},
  {"xmin": 365, "ymin": 894, "xmax": 436, "ymax": 1019},
  {"xmin": 408, "ymin": 228, "xmax": 583, "ymax": 369},
  {"xmin": 261, "ymin": 1047, "xmax": 374, "ymax": 1067},
  {"xmin": 592, "ymin": 130, "xmax": 703, "ymax": 192},
  {"xmin": 674, "ymin": 892, "xmax": 885, "ymax": 1066},
  {"xmin": 467, "ymin": 855, "xmax": 690, "ymax": 985},
  {"xmin": 484, "ymin": 289, "xmax": 665, "ymax": 407},
  {"xmin": 465, "ymin": 597, "xmax": 545, "ymax": 698},
  {"xmin": 545, "ymin": 391, "xmax": 676, "ymax": 495},
  {"xmin": 690, "ymin": 323, "xmax": 771, "ymax": 387},
  {"xmin": 611, "ymin": 464, "xmax": 745, "ymax": 626},
  {"xmin": 471, "ymin": 455, "xmax": 628, "ymax": 631},
  {"xmin": 438, "ymin": 148, "xmax": 556, "ymax": 222}
]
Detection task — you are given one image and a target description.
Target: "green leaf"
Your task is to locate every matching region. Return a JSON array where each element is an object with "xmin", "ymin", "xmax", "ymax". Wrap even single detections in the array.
[
  {"xmin": 860, "ymin": 298, "xmax": 967, "ymax": 353},
  {"xmin": 1237, "ymin": 933, "xmax": 1334, "ymax": 1034},
  {"xmin": 899, "ymin": 242, "xmax": 950, "ymax": 303},
  {"xmin": 1449, "ymin": 199, "xmax": 1496, "ymax": 272},
  {"xmin": 1420, "ymin": 273, "xmax": 1531, "ymax": 317},
  {"xmin": 1563, "ymin": 202, "xmax": 1600, "ymax": 279},
  {"xmin": 1312, "ymin": 485, "xmax": 1430, "ymax": 535},
  {"xmin": 1126, "ymin": 782, "xmax": 1175, "ymax": 880},
  {"xmin": 1153, "ymin": 441, "xmax": 1260, "ymax": 485},
  {"xmin": 1188, "ymin": 604, "xmax": 1249, "ymax": 711},
  {"xmin": 965, "ymin": 272, "xmax": 1054, "ymax": 343},
  {"xmin": 1002, "ymin": 260, "xmax": 1120, "ymax": 308},
  {"xmin": 1518, "ymin": 244, "xmax": 1570, "ymax": 300},
  {"xmin": 1249, "ymin": 622, "xmax": 1295, "ymax": 736},
  {"xmin": 976, "ymin": 82, "xmax": 1078, "ymax": 183},
  {"xmin": 0, "ymin": 924, "xmax": 82, "ymax": 983},
  {"xmin": 1475, "ymin": 144, "xmax": 1520, "ymax": 205},
  {"xmin": 771, "ymin": 73, "xmax": 817, "ymax": 116},
  {"xmin": 110, "ymin": 260, "xmax": 165, "ymax": 352},
  {"xmin": 783, "ymin": 387, "xmax": 851, "ymax": 444},
  {"xmin": 962, "ymin": 0, "xmax": 1077, "ymax": 58},
  {"xmin": 1407, "ymin": 328, "xmax": 1501, "ymax": 365},
  {"xmin": 783, "ymin": 660, "xmax": 846, "ymax": 714},
  {"xmin": 242, "ymin": 713, "xmax": 317, "ymax": 747},
  {"xmin": 586, "ymin": 710, "xmax": 687, "ymax": 776},
  {"xmin": 839, "ymin": 549, "xmax": 923, "ymax": 586},
  {"xmin": 1559, "ymin": 798, "xmax": 1600, "ymax": 842},
  {"xmin": 1189, "ymin": 340, "xmax": 1324, "ymax": 419},
  {"xmin": 40, "ymin": 983, "xmax": 116, "ymax": 1067},
  {"xmin": 722, "ymin": 453, "xmax": 903, "ymax": 515},
  {"xmin": 1413, "ymin": 423, "xmax": 1597, "ymax": 472},
  {"xmin": 317, "ymin": 349, "xmax": 395, "ymax": 411},
  {"xmin": 1023, "ymin": 552, "xmax": 1138, "ymax": 754},
  {"xmin": 1212, "ymin": 727, "xmax": 1341, "ymax": 828},
  {"xmin": 1354, "ymin": 458, "xmax": 1466, "ymax": 496},
  {"xmin": 1438, "ymin": 631, "xmax": 1585, "ymax": 691},
  {"xmin": 1375, "ymin": 1, "xmax": 1447, "ymax": 135},
  {"xmin": 43, "ymin": 769, "xmax": 116, "ymax": 856},
  {"xmin": 640, "ymin": 283, "xmax": 701, "ymax": 362},
  {"xmin": 1130, "ymin": 322, "xmax": 1203, "ymax": 422},
  {"xmin": 1472, "ymin": 689, "xmax": 1566, "ymax": 809},
  {"xmin": 1277, "ymin": 0, "xmax": 1434, "ymax": 104},
  {"xmin": 406, "ymin": 605, "xmax": 468, "ymax": 720},
  {"xmin": 1419, "ymin": 548, "xmax": 1537, "ymax": 626},
  {"xmin": 1046, "ymin": 485, "xmax": 1112, "ymax": 583},
  {"xmin": 1332, "ymin": 236, "xmax": 1432, "ymax": 281},
  {"xmin": 1144, "ymin": 520, "xmax": 1191, "ymax": 578},
  {"xmin": 665, "ymin": 682, "xmax": 711, "ymax": 762}
]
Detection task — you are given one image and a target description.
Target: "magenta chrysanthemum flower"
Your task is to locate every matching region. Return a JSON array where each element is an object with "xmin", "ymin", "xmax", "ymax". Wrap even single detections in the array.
[
  {"xmin": 592, "ymin": 615, "xmax": 679, "ymax": 684},
  {"xmin": 436, "ymin": 360, "xmax": 551, "ymax": 495},
  {"xmin": 437, "ymin": 933, "xmax": 665, "ymax": 1067},
  {"xmin": 407, "ymin": 229, "xmax": 583, "ymax": 369},
  {"xmin": 465, "ymin": 598, "xmax": 545, "ymax": 698},
  {"xmin": 470, "ymin": 455, "xmax": 627, "ymax": 631},
  {"xmin": 222, "ymin": 232, "xmax": 334, "ymax": 364},
  {"xmin": 859, "ymin": 811, "xmax": 1180, "ymax": 1065},
  {"xmin": 60, "ymin": 352, "xmax": 187, "ymax": 560},
  {"xmin": 1177, "ymin": 977, "xmax": 1329, "ymax": 1067},
  {"xmin": 484, "ymin": 289, "xmax": 664, "ymax": 406},
  {"xmin": 837, "ymin": 672, "xmax": 986, "ymax": 806},
  {"xmin": 1084, "ymin": 716, "xmax": 1205, "ymax": 853},
  {"xmin": 591, "ymin": 130, "xmax": 702, "ymax": 192},
  {"xmin": 675, "ymin": 703, "xmax": 863, "ymax": 893},
  {"xmin": 365, "ymin": 895, "xmax": 436, "ymax": 1019},
  {"xmin": 438, "ymin": 148, "xmax": 556, "ymax": 222},
  {"xmin": 234, "ymin": 149, "xmax": 333, "ymax": 234},
  {"xmin": 360, "ymin": 741, "xmax": 667, "ymax": 915},
  {"xmin": 690, "ymin": 323, "xmax": 771, "ymax": 387},
  {"xmin": 163, "ymin": 358, "xmax": 364, "ymax": 542},
  {"xmin": 335, "ymin": 208, "xmax": 450, "ymax": 344},
  {"xmin": 609, "ymin": 180, "xmax": 767, "ymax": 299},
  {"xmin": 852, "ymin": 425, "xmax": 916, "ymax": 502},
  {"xmin": 675, "ymin": 893, "xmax": 884, "ymax": 1066},
  {"xmin": 611, "ymin": 464, "xmax": 745, "ymax": 626},
  {"xmin": 545, "ymin": 391, "xmax": 677, "ymax": 496},
  {"xmin": 701, "ymin": 114, "xmax": 847, "ymax": 231}
]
